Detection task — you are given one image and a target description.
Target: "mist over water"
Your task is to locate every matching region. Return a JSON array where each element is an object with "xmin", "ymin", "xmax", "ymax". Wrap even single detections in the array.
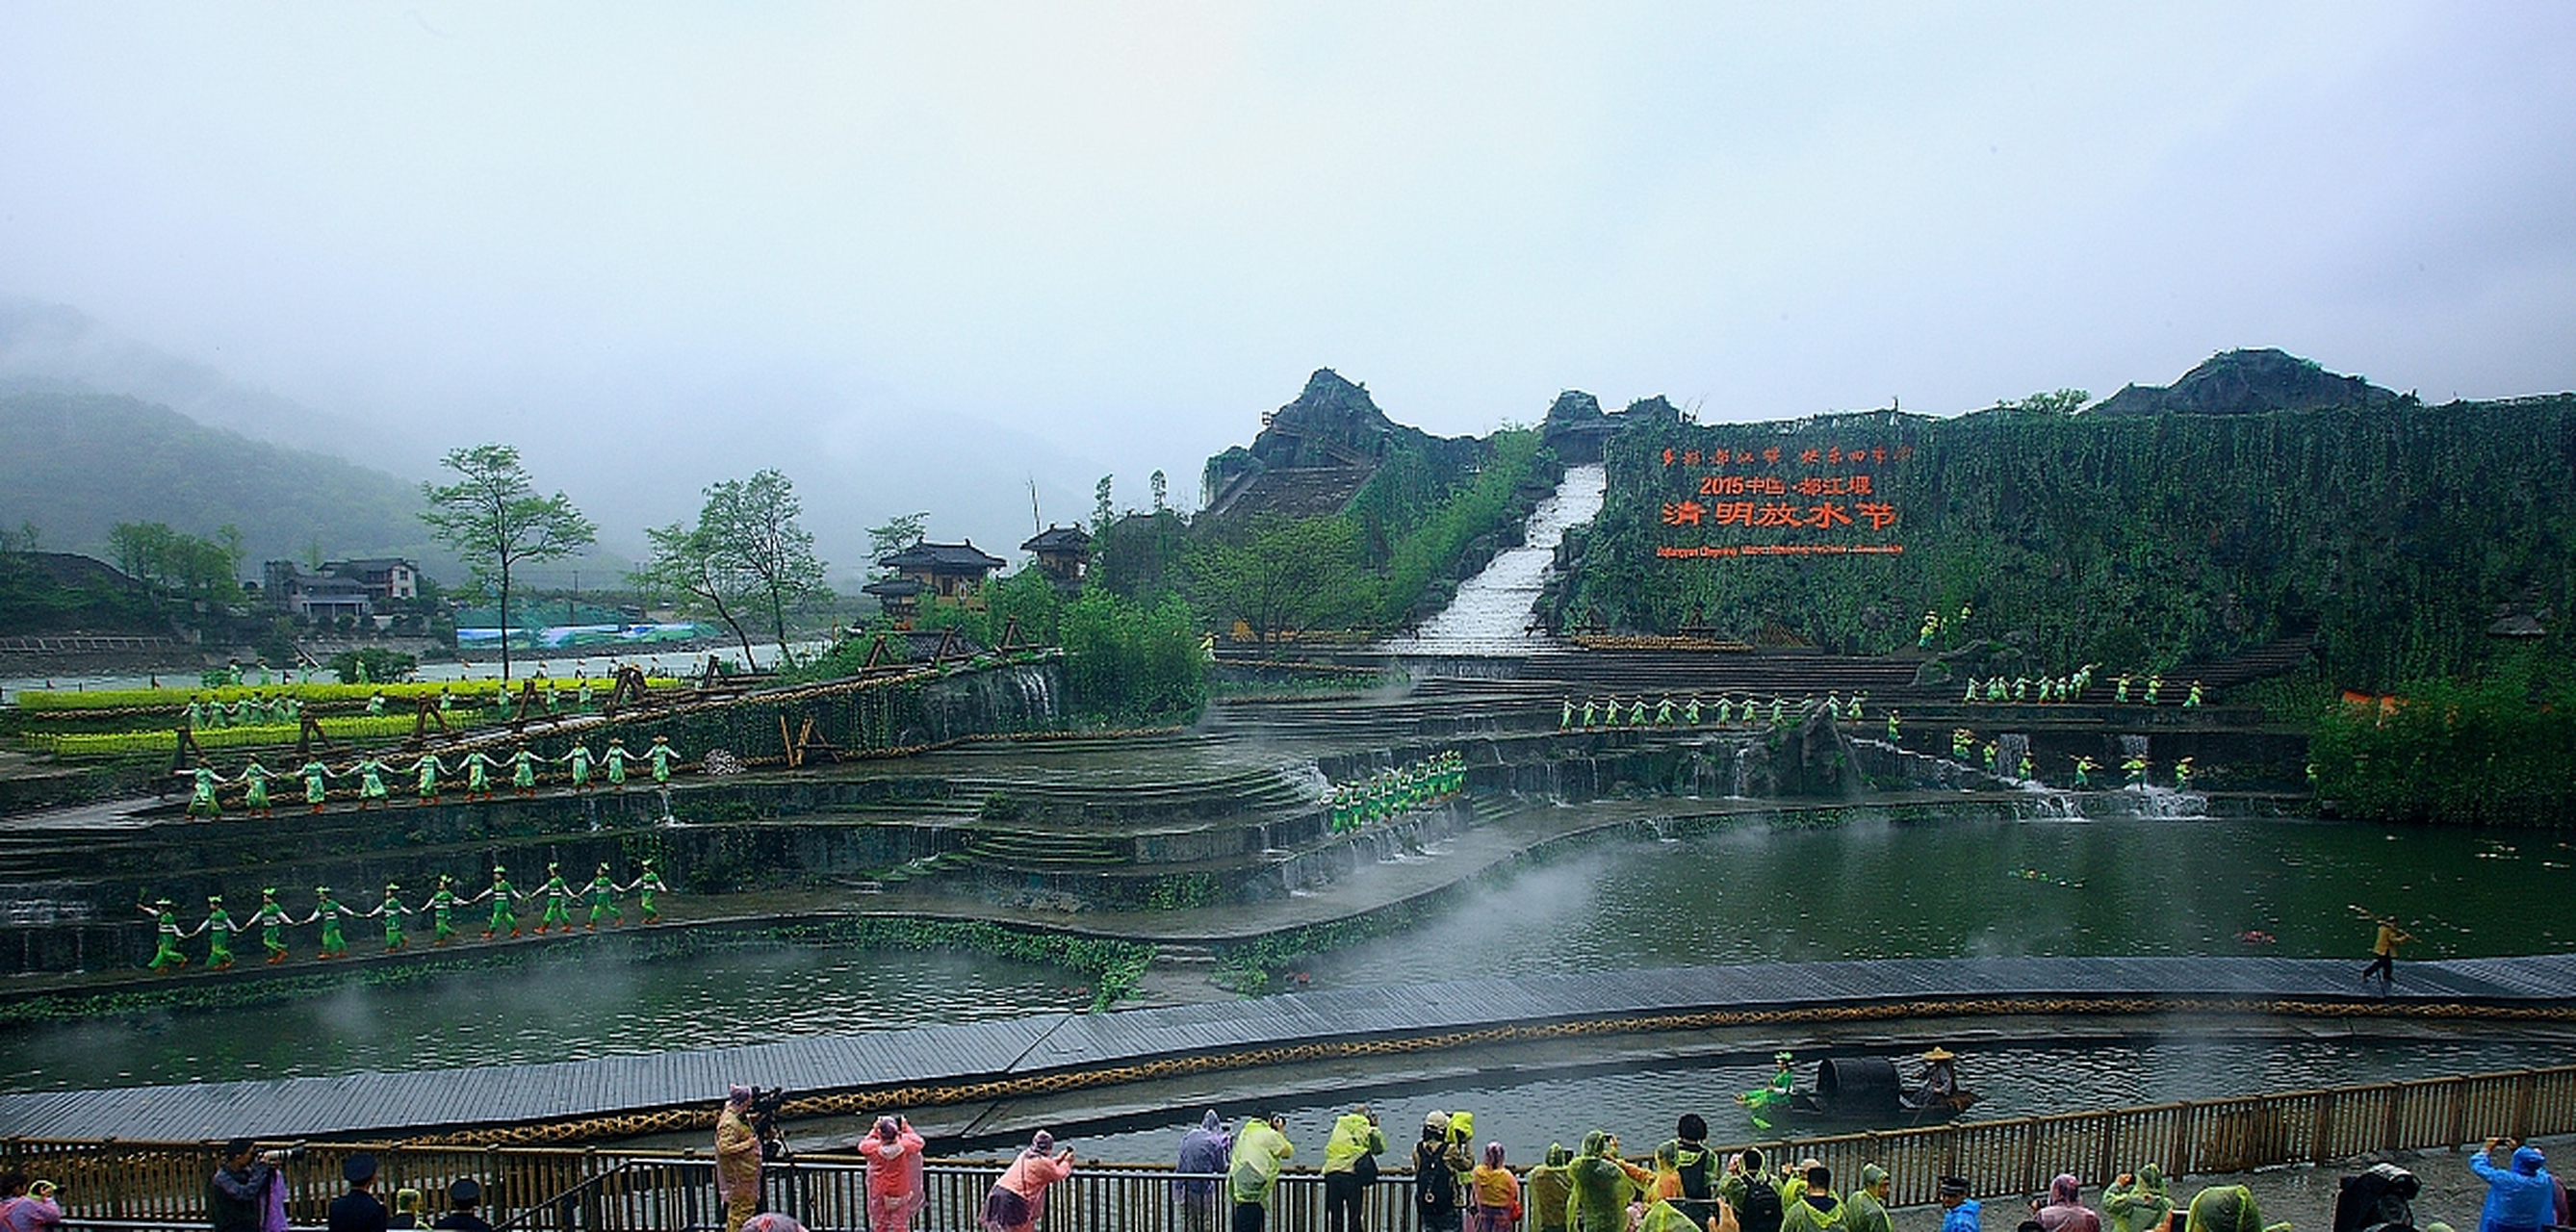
[{"xmin": 0, "ymin": 940, "xmax": 1089, "ymax": 1092}]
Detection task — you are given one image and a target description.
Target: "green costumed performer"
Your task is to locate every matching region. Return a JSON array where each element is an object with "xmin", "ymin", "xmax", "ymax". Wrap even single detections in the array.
[
  {"xmin": 425, "ymin": 874, "xmax": 463, "ymax": 945},
  {"xmin": 628, "ymin": 859, "xmax": 668, "ymax": 924},
  {"xmin": 1951, "ymin": 729, "xmax": 1974, "ymax": 760},
  {"xmin": 2123, "ymin": 754, "xmax": 2150, "ymax": 785},
  {"xmin": 1715, "ymin": 696, "xmax": 1734, "ymax": 724},
  {"xmin": 510, "ymin": 746, "xmax": 540, "ymax": 796},
  {"xmin": 1628, "ymin": 697, "xmax": 1648, "ymax": 726},
  {"xmin": 566, "ymin": 742, "xmax": 594, "ymax": 791},
  {"xmin": 186, "ymin": 696, "xmax": 208, "ymax": 730},
  {"xmin": 365, "ymin": 689, "xmax": 386, "ymax": 716},
  {"xmin": 1768, "ymin": 697, "xmax": 1785, "ymax": 724},
  {"xmin": 1963, "ymin": 677, "xmax": 1980, "ymax": 704},
  {"xmin": 183, "ymin": 764, "xmax": 225, "ymax": 819},
  {"xmin": 1580, "ymin": 698, "xmax": 1599, "ymax": 728},
  {"xmin": 1655, "ymin": 696, "xmax": 1675, "ymax": 725},
  {"xmin": 411, "ymin": 752, "xmax": 447, "ymax": 805},
  {"xmin": 142, "ymin": 897, "xmax": 190, "ymax": 971},
  {"xmin": 2144, "ymin": 675, "xmax": 2163, "ymax": 705},
  {"xmin": 535, "ymin": 861, "xmax": 575, "ymax": 934},
  {"xmin": 1685, "ymin": 696, "xmax": 1702, "ymax": 725},
  {"xmin": 1886, "ymin": 711, "xmax": 1901, "ymax": 743},
  {"xmin": 2019, "ymin": 751, "xmax": 2036, "ymax": 780},
  {"xmin": 581, "ymin": 861, "xmax": 625, "ymax": 930},
  {"xmin": 461, "ymin": 750, "xmax": 497, "ymax": 801},
  {"xmin": 2184, "ymin": 680, "xmax": 2204, "ymax": 707},
  {"xmin": 1736, "ymin": 1051, "xmax": 1797, "ymax": 1130},
  {"xmin": 374, "ymin": 882, "xmax": 409, "ymax": 951},
  {"xmin": 308, "ymin": 886, "xmax": 349, "ymax": 959},
  {"xmin": 648, "ymin": 734, "xmax": 675, "ymax": 785},
  {"xmin": 2174, "ymin": 757, "xmax": 2195, "ymax": 790},
  {"xmin": 1560, "ymin": 699, "xmax": 1575, "ymax": 730},
  {"xmin": 354, "ymin": 756, "xmax": 390, "ymax": 809},
  {"xmin": 198, "ymin": 895, "xmax": 239, "ymax": 969},
  {"xmin": 578, "ymin": 676, "xmax": 594, "ymax": 710},
  {"xmin": 2073, "ymin": 756, "xmax": 2097, "ymax": 788},
  {"xmin": 299, "ymin": 757, "xmax": 331, "ymax": 812},
  {"xmin": 2115, "ymin": 674, "xmax": 2131, "ymax": 703},
  {"xmin": 481, "ymin": 864, "xmax": 521, "ymax": 939},
  {"xmin": 604, "ymin": 737, "xmax": 631, "ymax": 789},
  {"xmin": 1919, "ymin": 609, "xmax": 1939, "ymax": 649},
  {"xmin": 251, "ymin": 886, "xmax": 292, "ymax": 963},
  {"xmin": 239, "ymin": 757, "xmax": 273, "ymax": 816},
  {"xmin": 1982, "ymin": 742, "xmax": 1998, "ymax": 773}
]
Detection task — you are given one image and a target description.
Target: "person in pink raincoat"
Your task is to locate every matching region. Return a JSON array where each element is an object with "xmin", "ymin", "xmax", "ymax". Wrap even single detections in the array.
[
  {"xmin": 861, "ymin": 1116, "xmax": 927, "ymax": 1232},
  {"xmin": 982, "ymin": 1132, "xmax": 1075, "ymax": 1232}
]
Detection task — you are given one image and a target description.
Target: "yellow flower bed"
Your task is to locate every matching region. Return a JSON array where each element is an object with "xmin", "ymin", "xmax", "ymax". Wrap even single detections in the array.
[
  {"xmin": 13, "ymin": 678, "xmax": 682, "ymax": 711},
  {"xmin": 31, "ymin": 714, "xmax": 432, "ymax": 757}
]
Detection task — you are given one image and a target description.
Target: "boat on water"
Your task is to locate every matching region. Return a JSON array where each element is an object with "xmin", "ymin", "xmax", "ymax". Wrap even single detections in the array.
[{"xmin": 1743, "ymin": 1048, "xmax": 1981, "ymax": 1128}]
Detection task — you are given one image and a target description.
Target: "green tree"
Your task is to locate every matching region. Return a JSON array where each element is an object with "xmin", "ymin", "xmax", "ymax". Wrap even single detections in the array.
[
  {"xmin": 107, "ymin": 521, "xmax": 244, "ymax": 600},
  {"xmin": 1193, "ymin": 515, "xmax": 1372, "ymax": 650},
  {"xmin": 704, "ymin": 470, "xmax": 830, "ymax": 667},
  {"xmin": 418, "ymin": 444, "xmax": 596, "ymax": 681},
  {"xmin": 635, "ymin": 520, "xmax": 759, "ymax": 665},
  {"xmin": 1094, "ymin": 475, "xmax": 1115, "ymax": 531},
  {"xmin": 865, "ymin": 512, "xmax": 928, "ymax": 574}
]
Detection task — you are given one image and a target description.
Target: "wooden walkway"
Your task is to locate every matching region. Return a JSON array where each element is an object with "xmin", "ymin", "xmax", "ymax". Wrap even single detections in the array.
[{"xmin": 6, "ymin": 954, "xmax": 2573, "ymax": 1142}]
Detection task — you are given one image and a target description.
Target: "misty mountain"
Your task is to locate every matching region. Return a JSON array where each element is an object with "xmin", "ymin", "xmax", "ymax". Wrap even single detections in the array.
[{"xmin": 0, "ymin": 390, "xmax": 444, "ymax": 573}]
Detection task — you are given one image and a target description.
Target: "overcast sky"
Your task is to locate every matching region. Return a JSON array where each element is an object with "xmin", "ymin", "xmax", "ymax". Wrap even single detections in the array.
[{"xmin": 4, "ymin": 3, "xmax": 2572, "ymax": 572}]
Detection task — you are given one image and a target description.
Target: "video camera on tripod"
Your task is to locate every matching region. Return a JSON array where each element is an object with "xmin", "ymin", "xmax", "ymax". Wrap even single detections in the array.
[{"xmin": 745, "ymin": 1086, "xmax": 793, "ymax": 1161}]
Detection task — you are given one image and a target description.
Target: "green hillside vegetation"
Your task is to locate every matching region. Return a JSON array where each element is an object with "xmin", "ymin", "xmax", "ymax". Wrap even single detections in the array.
[
  {"xmin": 1557, "ymin": 392, "xmax": 2575, "ymax": 692},
  {"xmin": 0, "ymin": 391, "xmax": 443, "ymax": 571}
]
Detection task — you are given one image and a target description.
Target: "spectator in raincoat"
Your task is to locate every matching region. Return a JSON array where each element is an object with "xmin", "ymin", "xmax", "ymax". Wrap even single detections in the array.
[
  {"xmin": 2184, "ymin": 1184, "xmax": 2288, "ymax": 1232},
  {"xmin": 1227, "ymin": 1114, "xmax": 1294, "ymax": 1232},
  {"xmin": 1661, "ymin": 1116, "xmax": 1723, "ymax": 1227},
  {"xmin": 1470, "ymin": 1143, "xmax": 1523, "ymax": 1232},
  {"xmin": 2471, "ymin": 1142, "xmax": 2556, "ymax": 1232},
  {"xmin": 1568, "ymin": 1131, "xmax": 1638, "ymax": 1232},
  {"xmin": 1725, "ymin": 1149, "xmax": 1787, "ymax": 1232},
  {"xmin": 715, "ymin": 1087, "xmax": 763, "ymax": 1232},
  {"xmin": 1637, "ymin": 1200, "xmax": 1709, "ymax": 1232},
  {"xmin": 1526, "ymin": 1145, "xmax": 1577, "ymax": 1232},
  {"xmin": 2103, "ymin": 1168, "xmax": 2172, "ymax": 1232},
  {"xmin": 860, "ymin": 1116, "xmax": 925, "ymax": 1232},
  {"xmin": 1417, "ymin": 1113, "xmax": 1471, "ymax": 1232},
  {"xmin": 1781, "ymin": 1165, "xmax": 1846, "ymax": 1232},
  {"xmin": 1321, "ymin": 1105, "xmax": 1385, "ymax": 1232},
  {"xmin": 1845, "ymin": 1166, "xmax": 1894, "ymax": 1232},
  {"xmin": 1940, "ymin": 1177, "xmax": 1982, "ymax": 1232},
  {"xmin": 1176, "ymin": 1112, "xmax": 1233, "ymax": 1232},
  {"xmin": 981, "ymin": 1132, "xmax": 1073, "ymax": 1232},
  {"xmin": 2037, "ymin": 1175, "xmax": 2099, "ymax": 1232}
]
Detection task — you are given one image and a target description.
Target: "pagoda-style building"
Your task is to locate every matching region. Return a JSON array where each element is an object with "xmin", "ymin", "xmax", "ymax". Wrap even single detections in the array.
[
  {"xmin": 1019, "ymin": 524, "xmax": 1093, "ymax": 593},
  {"xmin": 864, "ymin": 539, "xmax": 1006, "ymax": 627}
]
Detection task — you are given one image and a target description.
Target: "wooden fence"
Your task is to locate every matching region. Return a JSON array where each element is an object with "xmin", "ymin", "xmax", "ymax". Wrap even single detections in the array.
[{"xmin": 12, "ymin": 1064, "xmax": 2576, "ymax": 1232}]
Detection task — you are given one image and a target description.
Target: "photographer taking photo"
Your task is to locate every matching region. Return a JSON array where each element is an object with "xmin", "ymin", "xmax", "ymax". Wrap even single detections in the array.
[{"xmin": 209, "ymin": 1140, "xmax": 296, "ymax": 1232}]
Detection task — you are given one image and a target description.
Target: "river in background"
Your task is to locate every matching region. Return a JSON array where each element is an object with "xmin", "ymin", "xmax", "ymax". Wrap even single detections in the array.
[
  {"xmin": 0, "ymin": 639, "xmax": 834, "ymax": 704},
  {"xmin": 2, "ymin": 813, "xmax": 2566, "ymax": 1095}
]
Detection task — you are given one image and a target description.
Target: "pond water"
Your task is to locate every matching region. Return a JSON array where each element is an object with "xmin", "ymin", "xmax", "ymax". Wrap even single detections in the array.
[
  {"xmin": 3, "ymin": 812, "xmax": 2566, "ymax": 1104},
  {"xmin": 1301, "ymin": 812, "xmax": 2576, "ymax": 980},
  {"xmin": 0, "ymin": 940, "xmax": 1090, "ymax": 1092}
]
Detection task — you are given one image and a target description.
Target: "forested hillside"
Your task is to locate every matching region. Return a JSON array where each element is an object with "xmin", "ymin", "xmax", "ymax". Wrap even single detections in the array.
[
  {"xmin": 0, "ymin": 392, "xmax": 441, "ymax": 570},
  {"xmin": 1554, "ymin": 390, "xmax": 2576, "ymax": 691}
]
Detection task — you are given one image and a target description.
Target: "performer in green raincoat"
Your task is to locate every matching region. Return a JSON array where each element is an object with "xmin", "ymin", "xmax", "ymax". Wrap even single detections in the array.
[
  {"xmin": 581, "ymin": 862, "xmax": 625, "ymax": 930},
  {"xmin": 481, "ymin": 865, "xmax": 521, "ymax": 939},
  {"xmin": 374, "ymin": 882, "xmax": 410, "ymax": 951},
  {"xmin": 142, "ymin": 897, "xmax": 190, "ymax": 970},
  {"xmin": 251, "ymin": 887, "xmax": 292, "ymax": 963},
  {"xmin": 198, "ymin": 895, "xmax": 239, "ymax": 969},
  {"xmin": 238, "ymin": 758, "xmax": 273, "ymax": 816},
  {"xmin": 628, "ymin": 860, "xmax": 668, "ymax": 924},
  {"xmin": 410, "ymin": 753, "xmax": 448, "ymax": 805},
  {"xmin": 300, "ymin": 757, "xmax": 331, "ymax": 811},
  {"xmin": 308, "ymin": 886, "xmax": 350, "ymax": 959},
  {"xmin": 535, "ymin": 862, "xmax": 576, "ymax": 934},
  {"xmin": 184, "ymin": 765, "xmax": 224, "ymax": 819},
  {"xmin": 425, "ymin": 874, "xmax": 464, "ymax": 945}
]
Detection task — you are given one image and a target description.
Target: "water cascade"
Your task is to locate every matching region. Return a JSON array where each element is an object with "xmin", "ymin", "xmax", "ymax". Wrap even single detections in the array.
[{"xmin": 1378, "ymin": 464, "xmax": 1607, "ymax": 655}]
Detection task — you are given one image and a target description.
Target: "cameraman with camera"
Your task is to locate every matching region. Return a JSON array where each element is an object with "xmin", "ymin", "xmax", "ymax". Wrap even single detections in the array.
[
  {"xmin": 717, "ymin": 1087, "xmax": 766, "ymax": 1232},
  {"xmin": 209, "ymin": 1139, "xmax": 296, "ymax": 1232}
]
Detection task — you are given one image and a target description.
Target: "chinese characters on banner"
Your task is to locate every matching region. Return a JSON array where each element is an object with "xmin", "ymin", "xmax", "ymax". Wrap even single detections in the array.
[{"xmin": 1655, "ymin": 440, "xmax": 1913, "ymax": 558}]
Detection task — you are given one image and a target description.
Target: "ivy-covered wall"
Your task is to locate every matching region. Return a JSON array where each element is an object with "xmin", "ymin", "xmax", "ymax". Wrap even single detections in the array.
[{"xmin": 1556, "ymin": 398, "xmax": 2576, "ymax": 690}]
